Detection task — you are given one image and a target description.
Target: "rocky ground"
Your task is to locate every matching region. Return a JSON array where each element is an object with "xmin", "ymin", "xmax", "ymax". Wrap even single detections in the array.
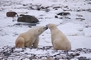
[{"xmin": 0, "ymin": 46, "xmax": 91, "ymax": 60}]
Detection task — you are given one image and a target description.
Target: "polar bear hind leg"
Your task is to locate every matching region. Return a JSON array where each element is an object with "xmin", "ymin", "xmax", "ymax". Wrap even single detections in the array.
[
  {"xmin": 15, "ymin": 37, "xmax": 25, "ymax": 48},
  {"xmin": 52, "ymin": 40, "xmax": 59, "ymax": 50},
  {"xmin": 53, "ymin": 40, "xmax": 66, "ymax": 50}
]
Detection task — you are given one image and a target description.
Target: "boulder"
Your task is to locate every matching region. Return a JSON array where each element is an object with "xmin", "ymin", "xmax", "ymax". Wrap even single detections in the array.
[
  {"xmin": 6, "ymin": 11, "xmax": 18, "ymax": 17},
  {"xmin": 17, "ymin": 14, "xmax": 39, "ymax": 23}
]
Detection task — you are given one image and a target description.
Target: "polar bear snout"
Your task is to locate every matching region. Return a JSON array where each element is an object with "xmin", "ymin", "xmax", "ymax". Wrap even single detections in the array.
[
  {"xmin": 46, "ymin": 23, "xmax": 56, "ymax": 28},
  {"xmin": 45, "ymin": 26, "xmax": 48, "ymax": 30}
]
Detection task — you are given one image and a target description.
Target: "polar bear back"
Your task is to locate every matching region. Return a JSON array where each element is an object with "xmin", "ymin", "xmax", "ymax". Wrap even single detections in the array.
[
  {"xmin": 52, "ymin": 29, "xmax": 71, "ymax": 50},
  {"xmin": 15, "ymin": 26, "xmax": 48, "ymax": 48},
  {"xmin": 47, "ymin": 23, "xmax": 71, "ymax": 50}
]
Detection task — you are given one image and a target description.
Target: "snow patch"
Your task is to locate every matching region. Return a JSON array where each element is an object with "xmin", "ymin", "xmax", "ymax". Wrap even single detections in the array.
[
  {"xmin": 83, "ymin": 28, "xmax": 91, "ymax": 37},
  {"xmin": 58, "ymin": 23, "xmax": 84, "ymax": 36}
]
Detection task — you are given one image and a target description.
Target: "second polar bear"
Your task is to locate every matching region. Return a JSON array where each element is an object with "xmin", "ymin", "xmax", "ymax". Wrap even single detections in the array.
[
  {"xmin": 15, "ymin": 26, "xmax": 48, "ymax": 48},
  {"xmin": 46, "ymin": 23, "xmax": 71, "ymax": 50}
]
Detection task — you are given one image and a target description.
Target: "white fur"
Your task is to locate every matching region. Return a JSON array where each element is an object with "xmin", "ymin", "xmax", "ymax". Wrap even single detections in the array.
[
  {"xmin": 15, "ymin": 26, "xmax": 47, "ymax": 48},
  {"xmin": 47, "ymin": 23, "xmax": 71, "ymax": 50}
]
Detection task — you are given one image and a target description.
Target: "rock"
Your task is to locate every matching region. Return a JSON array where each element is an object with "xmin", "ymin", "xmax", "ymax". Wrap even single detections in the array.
[
  {"xmin": 14, "ymin": 22, "xmax": 37, "ymax": 27},
  {"xmin": 78, "ymin": 57, "xmax": 89, "ymax": 60},
  {"xmin": 55, "ymin": 16, "xmax": 58, "ymax": 18},
  {"xmin": 53, "ymin": 6, "xmax": 61, "ymax": 10},
  {"xmin": 17, "ymin": 14, "xmax": 39, "ymax": 23},
  {"xmin": 3, "ymin": 52, "xmax": 11, "ymax": 56},
  {"xmin": 29, "ymin": 54, "xmax": 37, "ymax": 60},
  {"xmin": 76, "ymin": 14, "xmax": 83, "ymax": 17},
  {"xmin": 6, "ymin": 11, "xmax": 18, "ymax": 17},
  {"xmin": 76, "ymin": 18, "xmax": 85, "ymax": 21},
  {"xmin": 57, "ymin": 12, "xmax": 70, "ymax": 16},
  {"xmin": 87, "ymin": 9, "xmax": 91, "ymax": 12}
]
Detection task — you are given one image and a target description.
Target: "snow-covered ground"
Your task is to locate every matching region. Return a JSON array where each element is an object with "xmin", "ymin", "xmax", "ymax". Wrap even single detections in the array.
[{"xmin": 0, "ymin": 0, "xmax": 91, "ymax": 60}]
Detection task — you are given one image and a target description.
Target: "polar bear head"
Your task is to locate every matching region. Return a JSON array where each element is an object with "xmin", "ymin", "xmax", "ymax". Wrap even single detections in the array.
[
  {"xmin": 46, "ymin": 23, "xmax": 57, "ymax": 30},
  {"xmin": 35, "ymin": 26, "xmax": 48, "ymax": 36}
]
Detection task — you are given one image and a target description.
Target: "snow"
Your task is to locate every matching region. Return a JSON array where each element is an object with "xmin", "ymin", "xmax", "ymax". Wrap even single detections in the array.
[
  {"xmin": 0, "ymin": 0, "xmax": 91, "ymax": 59},
  {"xmin": 79, "ymin": 53, "xmax": 91, "ymax": 58},
  {"xmin": 68, "ymin": 36, "xmax": 91, "ymax": 49},
  {"xmin": 83, "ymin": 28, "xmax": 91, "ymax": 37},
  {"xmin": 58, "ymin": 23, "xmax": 84, "ymax": 36}
]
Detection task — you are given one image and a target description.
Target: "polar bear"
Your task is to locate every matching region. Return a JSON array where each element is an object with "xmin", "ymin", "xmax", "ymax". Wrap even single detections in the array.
[
  {"xmin": 15, "ymin": 26, "xmax": 48, "ymax": 48},
  {"xmin": 46, "ymin": 23, "xmax": 71, "ymax": 50}
]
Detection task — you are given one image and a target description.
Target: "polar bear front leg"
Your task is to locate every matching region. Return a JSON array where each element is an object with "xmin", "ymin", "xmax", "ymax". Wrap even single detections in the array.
[
  {"xmin": 53, "ymin": 41, "xmax": 58, "ymax": 50},
  {"xmin": 33, "ymin": 37, "xmax": 39, "ymax": 48}
]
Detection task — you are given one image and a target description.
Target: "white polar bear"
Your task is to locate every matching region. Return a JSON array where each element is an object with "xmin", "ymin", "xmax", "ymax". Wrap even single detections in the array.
[
  {"xmin": 15, "ymin": 26, "xmax": 48, "ymax": 48},
  {"xmin": 46, "ymin": 23, "xmax": 71, "ymax": 50}
]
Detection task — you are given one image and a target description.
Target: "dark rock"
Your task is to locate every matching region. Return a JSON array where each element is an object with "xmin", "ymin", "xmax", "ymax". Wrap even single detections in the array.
[
  {"xmin": 77, "ymin": 9, "xmax": 81, "ymax": 12},
  {"xmin": 57, "ymin": 12, "xmax": 70, "ymax": 16},
  {"xmin": 10, "ymin": 47, "xmax": 15, "ymax": 53},
  {"xmin": 55, "ymin": 16, "xmax": 58, "ymax": 18},
  {"xmin": 65, "ymin": 17, "xmax": 71, "ymax": 19},
  {"xmin": 23, "ymin": 4, "xmax": 27, "ymax": 6},
  {"xmin": 76, "ymin": 14, "xmax": 83, "ymax": 17},
  {"xmin": 76, "ymin": 18, "xmax": 85, "ymax": 21},
  {"xmin": 88, "ymin": 2, "xmax": 91, "ymax": 4},
  {"xmin": 17, "ymin": 14, "xmax": 39, "ymax": 23},
  {"xmin": 87, "ymin": 9, "xmax": 91, "ymax": 12},
  {"xmin": 45, "ymin": 8, "xmax": 50, "ymax": 12},
  {"xmin": 29, "ymin": 54, "xmax": 37, "ymax": 59},
  {"xmin": 14, "ymin": 22, "xmax": 38, "ymax": 27},
  {"xmin": 53, "ymin": 6, "xmax": 61, "ymax": 10},
  {"xmin": 6, "ymin": 11, "xmax": 18, "ymax": 17},
  {"xmin": 76, "ymin": 48, "xmax": 83, "ymax": 51},
  {"xmin": 41, "ymin": 6, "xmax": 45, "ymax": 9},
  {"xmin": 78, "ymin": 57, "xmax": 89, "ymax": 60},
  {"xmin": 59, "ymin": 17, "xmax": 63, "ymax": 19},
  {"xmin": 69, "ymin": 53, "xmax": 80, "ymax": 58},
  {"xmin": 3, "ymin": 52, "xmax": 11, "ymax": 56}
]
